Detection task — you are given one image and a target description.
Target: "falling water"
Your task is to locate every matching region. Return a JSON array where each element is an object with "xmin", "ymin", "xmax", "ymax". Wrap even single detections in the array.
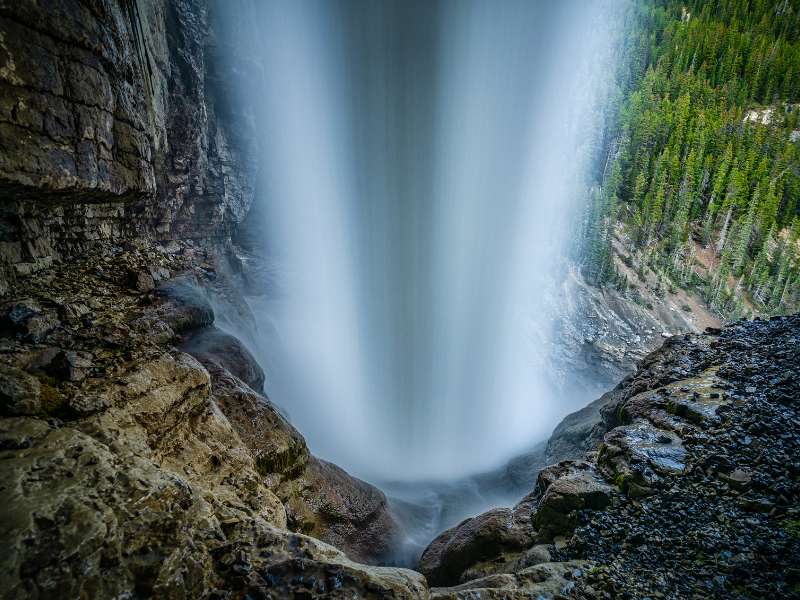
[{"xmin": 215, "ymin": 0, "xmax": 619, "ymax": 481}]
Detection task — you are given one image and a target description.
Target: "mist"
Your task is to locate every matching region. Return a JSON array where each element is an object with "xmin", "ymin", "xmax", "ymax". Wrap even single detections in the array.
[{"xmin": 214, "ymin": 0, "xmax": 620, "ymax": 482}]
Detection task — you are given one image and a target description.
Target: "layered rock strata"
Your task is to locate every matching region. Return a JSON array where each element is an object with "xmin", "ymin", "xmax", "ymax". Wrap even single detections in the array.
[{"xmin": 0, "ymin": 0, "xmax": 257, "ymax": 294}]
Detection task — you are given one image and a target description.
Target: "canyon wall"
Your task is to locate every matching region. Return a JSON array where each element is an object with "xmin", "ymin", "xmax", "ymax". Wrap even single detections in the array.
[
  {"xmin": 0, "ymin": 0, "xmax": 256, "ymax": 293},
  {"xmin": 0, "ymin": 3, "xmax": 424, "ymax": 597}
]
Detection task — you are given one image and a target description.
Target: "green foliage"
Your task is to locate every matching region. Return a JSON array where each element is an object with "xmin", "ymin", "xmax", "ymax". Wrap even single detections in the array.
[
  {"xmin": 784, "ymin": 518, "xmax": 800, "ymax": 539},
  {"xmin": 583, "ymin": 0, "xmax": 800, "ymax": 317}
]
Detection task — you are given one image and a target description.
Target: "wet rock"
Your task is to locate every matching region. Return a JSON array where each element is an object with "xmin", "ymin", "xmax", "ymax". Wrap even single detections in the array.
[
  {"xmin": 419, "ymin": 498, "xmax": 537, "ymax": 586},
  {"xmin": 545, "ymin": 328, "xmax": 719, "ymax": 467},
  {"xmin": 296, "ymin": 457, "xmax": 401, "ymax": 565},
  {"xmin": 430, "ymin": 560, "xmax": 590, "ymax": 600},
  {"xmin": 0, "ymin": 419, "xmax": 427, "ymax": 599},
  {"xmin": 0, "ymin": 364, "xmax": 42, "ymax": 416},
  {"xmin": 533, "ymin": 461, "xmax": 614, "ymax": 541},
  {"xmin": 0, "ymin": 234, "xmax": 414, "ymax": 593},
  {"xmin": 0, "ymin": 299, "xmax": 59, "ymax": 342},
  {"xmin": 556, "ymin": 315, "xmax": 800, "ymax": 599},
  {"xmin": 598, "ymin": 420, "xmax": 686, "ymax": 497},
  {"xmin": 207, "ymin": 362, "xmax": 308, "ymax": 481},
  {"xmin": 206, "ymin": 361, "xmax": 399, "ymax": 565},
  {"xmin": 184, "ymin": 326, "xmax": 265, "ymax": 392}
]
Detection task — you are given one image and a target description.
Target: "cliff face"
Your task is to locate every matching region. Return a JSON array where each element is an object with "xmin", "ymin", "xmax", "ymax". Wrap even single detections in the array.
[
  {"xmin": 0, "ymin": 0, "xmax": 257, "ymax": 293},
  {"xmin": 553, "ymin": 263, "xmax": 721, "ymax": 395},
  {"xmin": 0, "ymin": 3, "xmax": 424, "ymax": 597}
]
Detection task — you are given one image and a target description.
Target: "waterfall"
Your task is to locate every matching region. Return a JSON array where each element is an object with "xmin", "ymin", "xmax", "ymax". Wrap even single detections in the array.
[{"xmin": 216, "ymin": 0, "xmax": 618, "ymax": 481}]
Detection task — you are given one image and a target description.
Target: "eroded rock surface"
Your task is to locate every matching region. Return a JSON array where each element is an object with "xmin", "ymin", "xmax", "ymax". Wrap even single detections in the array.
[
  {"xmin": 419, "ymin": 315, "xmax": 800, "ymax": 599},
  {"xmin": 0, "ymin": 417, "xmax": 426, "ymax": 599},
  {"xmin": 197, "ymin": 357, "xmax": 400, "ymax": 565},
  {"xmin": 0, "ymin": 245, "xmax": 413, "ymax": 598},
  {"xmin": 430, "ymin": 561, "xmax": 590, "ymax": 600}
]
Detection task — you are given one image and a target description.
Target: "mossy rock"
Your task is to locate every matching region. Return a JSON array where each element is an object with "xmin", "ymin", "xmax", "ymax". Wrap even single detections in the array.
[
  {"xmin": 782, "ymin": 518, "xmax": 800, "ymax": 539},
  {"xmin": 39, "ymin": 383, "xmax": 67, "ymax": 417},
  {"xmin": 256, "ymin": 444, "xmax": 307, "ymax": 479}
]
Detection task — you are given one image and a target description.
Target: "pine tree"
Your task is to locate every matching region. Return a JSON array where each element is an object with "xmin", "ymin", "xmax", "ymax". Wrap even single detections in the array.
[
  {"xmin": 581, "ymin": 0, "xmax": 800, "ymax": 318},
  {"xmin": 732, "ymin": 193, "xmax": 758, "ymax": 275}
]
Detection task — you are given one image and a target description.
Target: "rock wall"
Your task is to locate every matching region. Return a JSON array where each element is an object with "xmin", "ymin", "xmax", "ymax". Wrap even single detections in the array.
[
  {"xmin": 552, "ymin": 266, "xmax": 721, "ymax": 394},
  {"xmin": 0, "ymin": 0, "xmax": 257, "ymax": 294},
  {"xmin": 0, "ymin": 3, "xmax": 423, "ymax": 597},
  {"xmin": 0, "ymin": 242, "xmax": 417, "ymax": 598}
]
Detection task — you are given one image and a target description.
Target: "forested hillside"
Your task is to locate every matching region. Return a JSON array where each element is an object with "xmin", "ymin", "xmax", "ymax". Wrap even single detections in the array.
[{"xmin": 585, "ymin": 0, "xmax": 800, "ymax": 319}]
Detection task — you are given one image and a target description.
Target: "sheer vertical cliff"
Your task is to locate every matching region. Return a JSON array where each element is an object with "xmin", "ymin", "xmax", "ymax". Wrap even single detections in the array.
[{"xmin": 0, "ymin": 0, "xmax": 257, "ymax": 293}]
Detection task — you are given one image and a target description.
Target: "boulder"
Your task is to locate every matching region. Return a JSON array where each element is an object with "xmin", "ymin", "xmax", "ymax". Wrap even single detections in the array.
[
  {"xmin": 205, "ymin": 362, "xmax": 307, "ymax": 482},
  {"xmin": 206, "ymin": 361, "xmax": 400, "ymax": 565},
  {"xmin": 289, "ymin": 456, "xmax": 401, "ymax": 565},
  {"xmin": 419, "ymin": 495, "xmax": 537, "ymax": 586},
  {"xmin": 532, "ymin": 461, "xmax": 614, "ymax": 541},
  {"xmin": 183, "ymin": 326, "xmax": 265, "ymax": 392},
  {"xmin": 81, "ymin": 353, "xmax": 288, "ymax": 529},
  {"xmin": 597, "ymin": 419, "xmax": 686, "ymax": 498}
]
